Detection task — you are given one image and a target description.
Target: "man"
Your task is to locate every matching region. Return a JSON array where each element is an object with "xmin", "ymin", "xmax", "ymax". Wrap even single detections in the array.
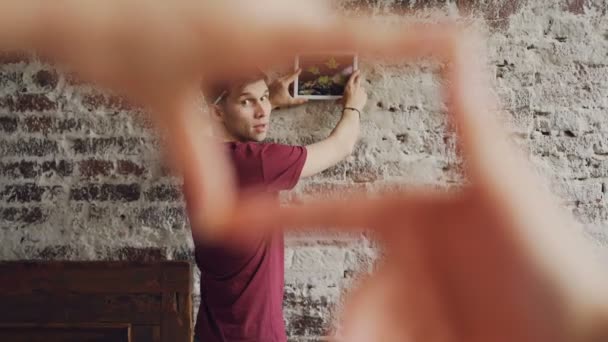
[{"xmin": 194, "ymin": 68, "xmax": 367, "ymax": 341}]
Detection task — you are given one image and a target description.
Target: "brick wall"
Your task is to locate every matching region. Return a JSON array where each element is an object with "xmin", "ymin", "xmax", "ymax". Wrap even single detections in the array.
[{"xmin": 1, "ymin": 1, "xmax": 607, "ymax": 341}]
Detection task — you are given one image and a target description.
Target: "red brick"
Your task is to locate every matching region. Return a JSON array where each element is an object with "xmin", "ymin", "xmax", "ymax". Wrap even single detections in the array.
[
  {"xmin": 41, "ymin": 160, "xmax": 74, "ymax": 177},
  {"xmin": 345, "ymin": 163, "xmax": 381, "ymax": 183},
  {"xmin": 1, "ymin": 183, "xmax": 47, "ymax": 202},
  {"xmin": 72, "ymin": 137, "xmax": 145, "ymax": 155},
  {"xmin": 36, "ymin": 245, "xmax": 78, "ymax": 260},
  {"xmin": 114, "ymin": 247, "xmax": 168, "ymax": 262},
  {"xmin": 22, "ymin": 116, "xmax": 81, "ymax": 133},
  {"xmin": 566, "ymin": 0, "xmax": 586, "ymax": 13},
  {"xmin": 0, "ymin": 70, "xmax": 21, "ymax": 89},
  {"xmin": 0, "ymin": 161, "xmax": 37, "ymax": 178},
  {"xmin": 79, "ymin": 159, "xmax": 114, "ymax": 178},
  {"xmin": 456, "ymin": 0, "xmax": 524, "ymax": 28},
  {"xmin": 0, "ymin": 139, "xmax": 59, "ymax": 157},
  {"xmin": 171, "ymin": 247, "xmax": 194, "ymax": 261},
  {"xmin": 0, "ymin": 117, "xmax": 18, "ymax": 133},
  {"xmin": 82, "ymin": 93, "xmax": 131, "ymax": 112},
  {"xmin": 0, "ymin": 206, "xmax": 45, "ymax": 224},
  {"xmin": 70, "ymin": 183, "xmax": 141, "ymax": 202},
  {"xmin": 117, "ymin": 160, "xmax": 146, "ymax": 176},
  {"xmin": 565, "ymin": 0, "xmax": 606, "ymax": 14},
  {"xmin": 284, "ymin": 286, "xmax": 332, "ymax": 337},
  {"xmin": 14, "ymin": 94, "xmax": 57, "ymax": 112},
  {"xmin": 56, "ymin": 118, "xmax": 81, "ymax": 132},
  {"xmin": 0, "ymin": 161, "xmax": 73, "ymax": 179},
  {"xmin": 23, "ymin": 116, "xmax": 53, "ymax": 133},
  {"xmin": 32, "ymin": 70, "xmax": 59, "ymax": 90},
  {"xmin": 0, "ymin": 95, "xmax": 56, "ymax": 112},
  {"xmin": 144, "ymin": 184, "xmax": 182, "ymax": 201},
  {"xmin": 81, "ymin": 94, "xmax": 105, "ymax": 109},
  {"xmin": 137, "ymin": 206, "xmax": 187, "ymax": 230}
]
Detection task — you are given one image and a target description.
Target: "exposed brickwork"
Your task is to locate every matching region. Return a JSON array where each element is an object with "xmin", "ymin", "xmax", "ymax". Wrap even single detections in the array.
[
  {"xmin": 565, "ymin": 0, "xmax": 608, "ymax": 14},
  {"xmin": 116, "ymin": 160, "xmax": 146, "ymax": 176},
  {"xmin": 0, "ymin": 139, "xmax": 59, "ymax": 157},
  {"xmin": 71, "ymin": 137, "xmax": 148, "ymax": 155},
  {"xmin": 0, "ymin": 94, "xmax": 57, "ymax": 112},
  {"xmin": 1, "ymin": 1, "xmax": 607, "ymax": 340},
  {"xmin": 69, "ymin": 184, "xmax": 141, "ymax": 202}
]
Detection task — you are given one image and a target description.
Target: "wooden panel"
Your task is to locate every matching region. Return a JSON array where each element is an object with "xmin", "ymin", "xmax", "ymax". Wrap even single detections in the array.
[
  {"xmin": 0, "ymin": 261, "xmax": 193, "ymax": 342},
  {"xmin": 0, "ymin": 293, "xmax": 161, "ymax": 324},
  {"xmin": 0, "ymin": 323, "xmax": 130, "ymax": 342},
  {"xmin": 0, "ymin": 262, "xmax": 165, "ymax": 294},
  {"xmin": 132, "ymin": 325, "xmax": 161, "ymax": 342},
  {"xmin": 161, "ymin": 264, "xmax": 193, "ymax": 342},
  {"xmin": 161, "ymin": 264, "xmax": 192, "ymax": 292}
]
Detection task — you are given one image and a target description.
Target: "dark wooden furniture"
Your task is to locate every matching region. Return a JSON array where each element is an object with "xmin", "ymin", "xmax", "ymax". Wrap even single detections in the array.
[{"xmin": 0, "ymin": 261, "xmax": 192, "ymax": 342}]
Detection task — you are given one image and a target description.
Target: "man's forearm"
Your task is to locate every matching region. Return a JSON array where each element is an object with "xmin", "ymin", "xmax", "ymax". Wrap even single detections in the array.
[
  {"xmin": 300, "ymin": 107, "xmax": 360, "ymax": 178},
  {"xmin": 328, "ymin": 108, "xmax": 360, "ymax": 155}
]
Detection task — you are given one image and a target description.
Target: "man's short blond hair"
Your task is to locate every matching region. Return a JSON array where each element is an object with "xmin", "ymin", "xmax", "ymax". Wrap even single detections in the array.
[{"xmin": 202, "ymin": 68, "xmax": 269, "ymax": 105}]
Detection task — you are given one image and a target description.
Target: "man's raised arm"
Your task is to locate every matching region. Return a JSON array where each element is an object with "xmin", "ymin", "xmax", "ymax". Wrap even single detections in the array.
[{"xmin": 300, "ymin": 70, "xmax": 367, "ymax": 178}]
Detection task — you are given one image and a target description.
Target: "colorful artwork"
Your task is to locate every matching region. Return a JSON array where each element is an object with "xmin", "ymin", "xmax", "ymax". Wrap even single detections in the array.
[{"xmin": 296, "ymin": 54, "xmax": 357, "ymax": 98}]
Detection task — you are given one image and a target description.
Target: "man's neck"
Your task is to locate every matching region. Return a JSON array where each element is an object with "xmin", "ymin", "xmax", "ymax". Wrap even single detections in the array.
[
  {"xmin": 217, "ymin": 127, "xmax": 254, "ymax": 143},
  {"xmin": 222, "ymin": 134, "xmax": 250, "ymax": 144},
  {"xmin": 218, "ymin": 129, "xmax": 238, "ymax": 143}
]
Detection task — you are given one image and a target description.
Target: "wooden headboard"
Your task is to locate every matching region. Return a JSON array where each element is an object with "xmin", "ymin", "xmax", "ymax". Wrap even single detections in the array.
[{"xmin": 0, "ymin": 261, "xmax": 192, "ymax": 342}]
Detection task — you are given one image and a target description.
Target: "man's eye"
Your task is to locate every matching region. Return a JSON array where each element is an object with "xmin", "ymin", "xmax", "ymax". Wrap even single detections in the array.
[
  {"xmin": 260, "ymin": 95, "xmax": 268, "ymax": 102},
  {"xmin": 241, "ymin": 99, "xmax": 252, "ymax": 106}
]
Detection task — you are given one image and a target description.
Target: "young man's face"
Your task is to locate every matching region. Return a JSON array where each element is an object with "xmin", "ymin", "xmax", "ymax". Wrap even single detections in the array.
[{"xmin": 216, "ymin": 79, "xmax": 272, "ymax": 142}]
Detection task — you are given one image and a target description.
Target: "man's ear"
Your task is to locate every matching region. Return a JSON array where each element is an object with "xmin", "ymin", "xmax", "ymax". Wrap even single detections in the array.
[{"xmin": 210, "ymin": 104, "xmax": 224, "ymax": 122}]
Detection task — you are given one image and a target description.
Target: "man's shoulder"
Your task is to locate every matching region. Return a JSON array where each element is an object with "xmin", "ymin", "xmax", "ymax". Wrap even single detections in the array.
[{"xmin": 224, "ymin": 141, "xmax": 307, "ymax": 191}]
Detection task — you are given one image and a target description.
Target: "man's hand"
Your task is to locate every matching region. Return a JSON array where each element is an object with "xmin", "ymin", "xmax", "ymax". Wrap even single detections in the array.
[
  {"xmin": 268, "ymin": 68, "xmax": 308, "ymax": 109},
  {"xmin": 342, "ymin": 70, "xmax": 367, "ymax": 112}
]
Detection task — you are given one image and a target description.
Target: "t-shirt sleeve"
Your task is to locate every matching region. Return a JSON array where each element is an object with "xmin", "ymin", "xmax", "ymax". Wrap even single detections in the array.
[{"xmin": 261, "ymin": 143, "xmax": 307, "ymax": 192}]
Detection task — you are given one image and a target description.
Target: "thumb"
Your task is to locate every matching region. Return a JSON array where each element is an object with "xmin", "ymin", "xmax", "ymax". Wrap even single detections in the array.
[{"xmin": 292, "ymin": 97, "xmax": 308, "ymax": 105}]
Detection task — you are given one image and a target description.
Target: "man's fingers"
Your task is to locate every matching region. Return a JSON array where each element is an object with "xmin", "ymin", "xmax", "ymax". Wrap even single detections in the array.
[
  {"xmin": 354, "ymin": 71, "xmax": 362, "ymax": 87},
  {"xmin": 151, "ymin": 92, "xmax": 237, "ymax": 241},
  {"xmin": 221, "ymin": 188, "xmax": 457, "ymax": 240},
  {"xmin": 347, "ymin": 70, "xmax": 360, "ymax": 87},
  {"xmin": 283, "ymin": 68, "xmax": 302, "ymax": 84}
]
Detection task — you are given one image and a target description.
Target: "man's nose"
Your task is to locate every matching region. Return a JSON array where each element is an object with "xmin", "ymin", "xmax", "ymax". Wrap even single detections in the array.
[{"xmin": 253, "ymin": 101, "xmax": 268, "ymax": 119}]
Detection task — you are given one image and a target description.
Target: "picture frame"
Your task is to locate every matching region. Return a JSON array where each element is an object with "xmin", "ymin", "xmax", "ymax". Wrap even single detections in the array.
[{"xmin": 294, "ymin": 52, "xmax": 358, "ymax": 100}]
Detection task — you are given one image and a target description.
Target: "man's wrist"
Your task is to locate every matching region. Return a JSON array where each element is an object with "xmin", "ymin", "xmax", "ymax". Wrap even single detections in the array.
[{"xmin": 343, "ymin": 107, "xmax": 361, "ymax": 116}]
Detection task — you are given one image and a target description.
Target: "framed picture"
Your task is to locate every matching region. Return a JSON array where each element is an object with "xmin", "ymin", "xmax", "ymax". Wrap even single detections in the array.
[{"xmin": 294, "ymin": 52, "xmax": 358, "ymax": 100}]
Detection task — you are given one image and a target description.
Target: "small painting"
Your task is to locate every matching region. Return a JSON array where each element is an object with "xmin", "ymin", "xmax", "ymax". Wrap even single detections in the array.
[{"xmin": 295, "ymin": 53, "xmax": 358, "ymax": 100}]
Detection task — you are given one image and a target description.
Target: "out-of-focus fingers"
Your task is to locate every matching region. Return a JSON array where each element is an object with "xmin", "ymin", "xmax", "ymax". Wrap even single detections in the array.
[
  {"xmin": 443, "ymin": 33, "xmax": 608, "ymax": 324},
  {"xmin": 151, "ymin": 91, "xmax": 237, "ymax": 241},
  {"xmin": 338, "ymin": 255, "xmax": 455, "ymax": 342},
  {"xmin": 222, "ymin": 188, "xmax": 456, "ymax": 242}
]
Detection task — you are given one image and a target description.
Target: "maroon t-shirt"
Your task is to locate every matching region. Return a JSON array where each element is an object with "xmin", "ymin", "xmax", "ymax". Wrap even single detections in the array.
[{"xmin": 193, "ymin": 142, "xmax": 307, "ymax": 342}]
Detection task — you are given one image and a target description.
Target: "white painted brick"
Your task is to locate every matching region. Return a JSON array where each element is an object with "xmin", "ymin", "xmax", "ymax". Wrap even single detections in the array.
[{"xmin": 291, "ymin": 246, "xmax": 346, "ymax": 271}]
